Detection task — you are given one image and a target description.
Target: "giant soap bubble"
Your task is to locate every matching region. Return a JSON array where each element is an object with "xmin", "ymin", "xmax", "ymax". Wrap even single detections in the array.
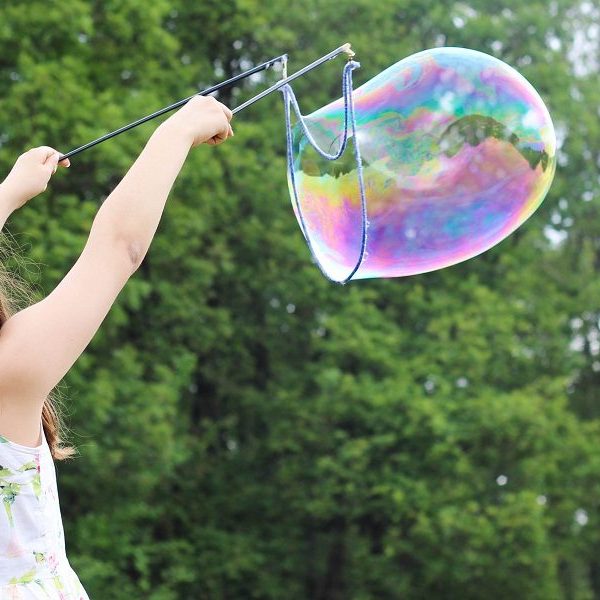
[{"xmin": 287, "ymin": 47, "xmax": 556, "ymax": 281}]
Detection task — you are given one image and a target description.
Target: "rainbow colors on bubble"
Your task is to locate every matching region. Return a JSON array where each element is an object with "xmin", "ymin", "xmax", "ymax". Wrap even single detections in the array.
[{"xmin": 288, "ymin": 47, "xmax": 556, "ymax": 281}]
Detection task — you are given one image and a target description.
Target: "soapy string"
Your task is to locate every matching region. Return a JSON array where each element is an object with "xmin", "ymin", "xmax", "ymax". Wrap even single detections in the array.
[{"xmin": 281, "ymin": 60, "xmax": 368, "ymax": 283}]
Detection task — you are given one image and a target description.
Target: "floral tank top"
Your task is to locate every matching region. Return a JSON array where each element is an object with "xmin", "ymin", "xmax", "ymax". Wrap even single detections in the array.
[{"xmin": 0, "ymin": 423, "xmax": 89, "ymax": 599}]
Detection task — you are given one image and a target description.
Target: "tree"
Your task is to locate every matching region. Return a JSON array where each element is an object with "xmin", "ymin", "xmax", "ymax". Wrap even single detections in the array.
[{"xmin": 1, "ymin": 0, "xmax": 600, "ymax": 598}]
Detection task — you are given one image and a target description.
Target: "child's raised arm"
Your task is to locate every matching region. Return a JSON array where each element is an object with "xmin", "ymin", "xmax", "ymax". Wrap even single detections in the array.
[{"xmin": 0, "ymin": 95, "xmax": 232, "ymax": 444}]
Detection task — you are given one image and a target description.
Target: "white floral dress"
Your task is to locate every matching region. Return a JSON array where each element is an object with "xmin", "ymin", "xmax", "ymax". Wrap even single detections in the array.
[{"xmin": 0, "ymin": 424, "xmax": 89, "ymax": 599}]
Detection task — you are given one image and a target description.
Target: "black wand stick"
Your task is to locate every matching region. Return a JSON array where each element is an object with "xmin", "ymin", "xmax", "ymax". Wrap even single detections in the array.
[{"xmin": 59, "ymin": 54, "xmax": 287, "ymax": 161}]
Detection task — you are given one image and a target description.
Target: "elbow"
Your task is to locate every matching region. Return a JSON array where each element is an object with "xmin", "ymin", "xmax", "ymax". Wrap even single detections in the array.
[
  {"xmin": 126, "ymin": 240, "xmax": 145, "ymax": 270},
  {"xmin": 89, "ymin": 213, "xmax": 146, "ymax": 273}
]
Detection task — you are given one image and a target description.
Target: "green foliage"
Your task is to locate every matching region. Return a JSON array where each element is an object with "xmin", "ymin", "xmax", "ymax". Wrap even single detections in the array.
[{"xmin": 1, "ymin": 0, "xmax": 600, "ymax": 597}]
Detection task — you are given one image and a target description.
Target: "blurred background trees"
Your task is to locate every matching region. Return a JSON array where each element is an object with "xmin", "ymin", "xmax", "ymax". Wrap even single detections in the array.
[{"xmin": 1, "ymin": 0, "xmax": 600, "ymax": 597}]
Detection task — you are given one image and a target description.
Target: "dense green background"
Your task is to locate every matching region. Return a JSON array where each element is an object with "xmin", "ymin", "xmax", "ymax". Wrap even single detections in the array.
[{"xmin": 1, "ymin": 0, "xmax": 600, "ymax": 598}]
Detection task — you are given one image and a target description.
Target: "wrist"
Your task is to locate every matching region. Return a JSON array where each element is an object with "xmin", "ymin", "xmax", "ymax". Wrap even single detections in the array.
[
  {"xmin": 154, "ymin": 119, "xmax": 194, "ymax": 150},
  {"xmin": 0, "ymin": 180, "xmax": 18, "ymax": 210},
  {"xmin": 0, "ymin": 177, "xmax": 27, "ymax": 212},
  {"xmin": 0, "ymin": 183, "xmax": 16, "ymax": 229}
]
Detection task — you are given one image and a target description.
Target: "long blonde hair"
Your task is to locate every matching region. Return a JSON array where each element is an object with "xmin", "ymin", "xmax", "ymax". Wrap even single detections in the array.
[{"xmin": 0, "ymin": 233, "xmax": 74, "ymax": 460}]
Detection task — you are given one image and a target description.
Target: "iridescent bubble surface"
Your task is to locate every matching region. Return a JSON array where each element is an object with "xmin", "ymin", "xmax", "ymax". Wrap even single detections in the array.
[{"xmin": 288, "ymin": 47, "xmax": 556, "ymax": 281}]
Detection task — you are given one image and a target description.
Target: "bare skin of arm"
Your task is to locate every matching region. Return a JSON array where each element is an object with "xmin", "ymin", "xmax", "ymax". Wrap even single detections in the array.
[{"xmin": 0, "ymin": 95, "xmax": 233, "ymax": 446}]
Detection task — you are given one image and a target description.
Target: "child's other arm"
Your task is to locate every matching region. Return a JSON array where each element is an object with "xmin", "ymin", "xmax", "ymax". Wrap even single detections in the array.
[{"xmin": 0, "ymin": 147, "xmax": 70, "ymax": 229}]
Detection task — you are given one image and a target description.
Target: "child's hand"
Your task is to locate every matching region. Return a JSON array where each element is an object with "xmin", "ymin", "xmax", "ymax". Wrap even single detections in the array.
[
  {"xmin": 1, "ymin": 147, "xmax": 70, "ymax": 210},
  {"xmin": 163, "ymin": 95, "xmax": 234, "ymax": 148}
]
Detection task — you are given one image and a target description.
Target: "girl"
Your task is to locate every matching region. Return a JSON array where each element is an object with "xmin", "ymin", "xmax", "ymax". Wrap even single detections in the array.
[{"xmin": 0, "ymin": 95, "xmax": 234, "ymax": 599}]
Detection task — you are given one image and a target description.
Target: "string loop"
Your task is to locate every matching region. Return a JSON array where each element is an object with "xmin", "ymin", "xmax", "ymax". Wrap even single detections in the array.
[{"xmin": 280, "ymin": 60, "xmax": 368, "ymax": 284}]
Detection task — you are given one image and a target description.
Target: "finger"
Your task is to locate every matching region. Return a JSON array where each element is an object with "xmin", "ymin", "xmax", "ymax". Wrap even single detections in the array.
[
  {"xmin": 209, "ymin": 132, "xmax": 227, "ymax": 146},
  {"xmin": 58, "ymin": 157, "xmax": 70, "ymax": 168},
  {"xmin": 34, "ymin": 146, "xmax": 60, "ymax": 164},
  {"xmin": 46, "ymin": 152, "xmax": 60, "ymax": 174},
  {"xmin": 228, "ymin": 125, "xmax": 234, "ymax": 138},
  {"xmin": 220, "ymin": 104, "xmax": 233, "ymax": 122}
]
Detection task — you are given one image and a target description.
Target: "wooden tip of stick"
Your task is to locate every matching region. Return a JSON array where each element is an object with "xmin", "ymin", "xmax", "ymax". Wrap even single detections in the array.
[{"xmin": 341, "ymin": 43, "xmax": 355, "ymax": 58}]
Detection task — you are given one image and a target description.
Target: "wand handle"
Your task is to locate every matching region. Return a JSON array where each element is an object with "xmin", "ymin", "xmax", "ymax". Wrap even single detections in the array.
[{"xmin": 59, "ymin": 54, "xmax": 287, "ymax": 161}]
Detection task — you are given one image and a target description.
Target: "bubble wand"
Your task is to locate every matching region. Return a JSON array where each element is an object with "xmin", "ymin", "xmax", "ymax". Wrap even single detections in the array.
[{"xmin": 59, "ymin": 44, "xmax": 354, "ymax": 162}]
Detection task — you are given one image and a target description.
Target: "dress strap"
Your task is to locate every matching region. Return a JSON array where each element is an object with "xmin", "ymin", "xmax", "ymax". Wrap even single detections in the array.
[{"xmin": 39, "ymin": 419, "xmax": 47, "ymax": 448}]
